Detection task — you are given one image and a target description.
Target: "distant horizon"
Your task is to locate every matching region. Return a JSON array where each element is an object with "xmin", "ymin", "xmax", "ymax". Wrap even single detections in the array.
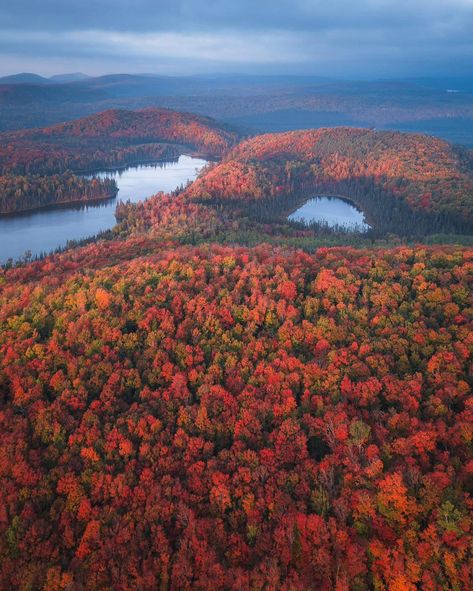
[{"xmin": 1, "ymin": 70, "xmax": 473, "ymax": 83}]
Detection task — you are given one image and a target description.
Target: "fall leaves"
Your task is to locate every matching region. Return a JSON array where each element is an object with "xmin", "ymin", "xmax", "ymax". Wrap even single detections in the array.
[
  {"xmin": 184, "ymin": 127, "xmax": 473, "ymax": 231},
  {"xmin": 0, "ymin": 107, "xmax": 239, "ymax": 214},
  {"xmin": 0, "ymin": 244, "xmax": 471, "ymax": 590}
]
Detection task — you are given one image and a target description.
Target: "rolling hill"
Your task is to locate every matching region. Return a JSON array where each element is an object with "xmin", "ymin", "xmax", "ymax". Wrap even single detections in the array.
[
  {"xmin": 184, "ymin": 127, "xmax": 473, "ymax": 232},
  {"xmin": 0, "ymin": 107, "xmax": 240, "ymax": 213},
  {"xmin": 0, "ymin": 238, "xmax": 471, "ymax": 590}
]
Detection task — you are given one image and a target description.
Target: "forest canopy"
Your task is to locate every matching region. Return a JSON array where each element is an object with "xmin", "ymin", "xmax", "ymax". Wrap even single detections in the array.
[{"xmin": 0, "ymin": 243, "xmax": 472, "ymax": 590}]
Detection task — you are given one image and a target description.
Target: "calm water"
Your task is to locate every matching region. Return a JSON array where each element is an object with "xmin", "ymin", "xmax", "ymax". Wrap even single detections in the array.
[
  {"xmin": 0, "ymin": 155, "xmax": 207, "ymax": 264},
  {"xmin": 288, "ymin": 196, "xmax": 370, "ymax": 231}
]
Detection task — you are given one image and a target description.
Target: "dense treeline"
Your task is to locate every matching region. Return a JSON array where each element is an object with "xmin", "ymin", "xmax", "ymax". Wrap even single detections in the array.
[
  {"xmin": 0, "ymin": 107, "xmax": 239, "ymax": 213},
  {"xmin": 0, "ymin": 243, "xmax": 471, "ymax": 590},
  {"xmin": 115, "ymin": 188, "xmax": 473, "ymax": 256},
  {"xmin": 113, "ymin": 182, "xmax": 473, "ymax": 252},
  {"xmin": 0, "ymin": 173, "xmax": 117, "ymax": 214},
  {"xmin": 184, "ymin": 128, "xmax": 473, "ymax": 232},
  {"xmin": 0, "ymin": 143, "xmax": 182, "ymax": 177},
  {"xmin": 223, "ymin": 178, "xmax": 472, "ymax": 238}
]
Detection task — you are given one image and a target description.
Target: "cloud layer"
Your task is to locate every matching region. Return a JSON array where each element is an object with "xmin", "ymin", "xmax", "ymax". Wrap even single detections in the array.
[{"xmin": 1, "ymin": 0, "xmax": 473, "ymax": 77}]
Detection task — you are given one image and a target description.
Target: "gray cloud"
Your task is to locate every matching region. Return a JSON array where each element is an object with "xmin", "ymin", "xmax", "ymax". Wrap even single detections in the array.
[{"xmin": 1, "ymin": 0, "xmax": 472, "ymax": 76}]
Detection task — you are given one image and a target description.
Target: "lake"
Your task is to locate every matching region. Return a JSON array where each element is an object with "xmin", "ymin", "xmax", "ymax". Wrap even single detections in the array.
[
  {"xmin": 0, "ymin": 155, "xmax": 207, "ymax": 264},
  {"xmin": 288, "ymin": 196, "xmax": 370, "ymax": 231}
]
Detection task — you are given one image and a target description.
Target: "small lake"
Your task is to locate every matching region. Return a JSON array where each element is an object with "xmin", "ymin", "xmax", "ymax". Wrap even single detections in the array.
[
  {"xmin": 288, "ymin": 196, "xmax": 370, "ymax": 231},
  {"xmin": 0, "ymin": 155, "xmax": 207, "ymax": 264}
]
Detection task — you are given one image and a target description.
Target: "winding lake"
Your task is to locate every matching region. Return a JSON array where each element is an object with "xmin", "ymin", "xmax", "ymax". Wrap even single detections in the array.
[
  {"xmin": 0, "ymin": 155, "xmax": 207, "ymax": 264},
  {"xmin": 288, "ymin": 196, "xmax": 370, "ymax": 231}
]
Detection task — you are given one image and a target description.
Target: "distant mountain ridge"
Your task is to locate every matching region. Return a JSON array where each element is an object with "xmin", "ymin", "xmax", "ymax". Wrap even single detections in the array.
[
  {"xmin": 0, "ymin": 73, "xmax": 50, "ymax": 85},
  {"xmin": 0, "ymin": 72, "xmax": 92, "ymax": 85},
  {"xmin": 49, "ymin": 72, "xmax": 92, "ymax": 83}
]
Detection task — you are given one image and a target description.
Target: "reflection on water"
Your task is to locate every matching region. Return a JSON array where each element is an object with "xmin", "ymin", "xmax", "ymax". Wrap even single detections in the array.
[
  {"xmin": 288, "ymin": 196, "xmax": 370, "ymax": 232},
  {"xmin": 0, "ymin": 155, "xmax": 207, "ymax": 264}
]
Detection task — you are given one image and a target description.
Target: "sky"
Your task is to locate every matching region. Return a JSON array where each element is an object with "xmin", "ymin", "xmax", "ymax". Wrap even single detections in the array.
[{"xmin": 1, "ymin": 0, "xmax": 473, "ymax": 78}]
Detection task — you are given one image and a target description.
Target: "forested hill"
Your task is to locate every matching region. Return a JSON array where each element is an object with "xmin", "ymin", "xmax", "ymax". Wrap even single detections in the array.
[
  {"xmin": 0, "ymin": 108, "xmax": 240, "ymax": 214},
  {"xmin": 0, "ymin": 108, "xmax": 240, "ymax": 173},
  {"xmin": 185, "ymin": 127, "xmax": 473, "ymax": 230},
  {"xmin": 10, "ymin": 108, "xmax": 238, "ymax": 153}
]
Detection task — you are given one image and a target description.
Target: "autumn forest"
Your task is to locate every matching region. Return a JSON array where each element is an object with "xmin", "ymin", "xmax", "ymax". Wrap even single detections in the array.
[
  {"xmin": 0, "ymin": 109, "xmax": 238, "ymax": 214},
  {"xmin": 0, "ymin": 98, "xmax": 472, "ymax": 591}
]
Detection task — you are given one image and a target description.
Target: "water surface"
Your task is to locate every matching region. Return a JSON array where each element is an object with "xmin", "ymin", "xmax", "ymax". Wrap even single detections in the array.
[
  {"xmin": 0, "ymin": 155, "xmax": 207, "ymax": 264},
  {"xmin": 288, "ymin": 196, "xmax": 370, "ymax": 231}
]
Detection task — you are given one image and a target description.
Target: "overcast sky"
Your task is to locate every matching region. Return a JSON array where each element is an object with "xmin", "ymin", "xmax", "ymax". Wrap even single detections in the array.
[{"xmin": 1, "ymin": 0, "xmax": 473, "ymax": 78}]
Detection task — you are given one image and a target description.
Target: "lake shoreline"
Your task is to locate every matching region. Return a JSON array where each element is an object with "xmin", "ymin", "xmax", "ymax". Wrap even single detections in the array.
[
  {"xmin": 80, "ymin": 156, "xmax": 179, "ymax": 176},
  {"xmin": 279, "ymin": 184, "xmax": 377, "ymax": 230},
  {"xmin": 0, "ymin": 189, "xmax": 119, "ymax": 218},
  {"xmin": 0, "ymin": 151, "xmax": 209, "ymax": 218},
  {"xmin": 287, "ymin": 194, "xmax": 371, "ymax": 232},
  {"xmin": 0, "ymin": 155, "xmax": 207, "ymax": 265},
  {"xmin": 285, "ymin": 193, "xmax": 365, "ymax": 218}
]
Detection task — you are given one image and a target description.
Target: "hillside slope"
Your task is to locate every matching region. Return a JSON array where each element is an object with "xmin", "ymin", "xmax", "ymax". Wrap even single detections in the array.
[
  {"xmin": 0, "ymin": 107, "xmax": 240, "ymax": 173},
  {"xmin": 0, "ymin": 112, "xmax": 472, "ymax": 588},
  {"xmin": 185, "ymin": 127, "xmax": 473, "ymax": 231}
]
